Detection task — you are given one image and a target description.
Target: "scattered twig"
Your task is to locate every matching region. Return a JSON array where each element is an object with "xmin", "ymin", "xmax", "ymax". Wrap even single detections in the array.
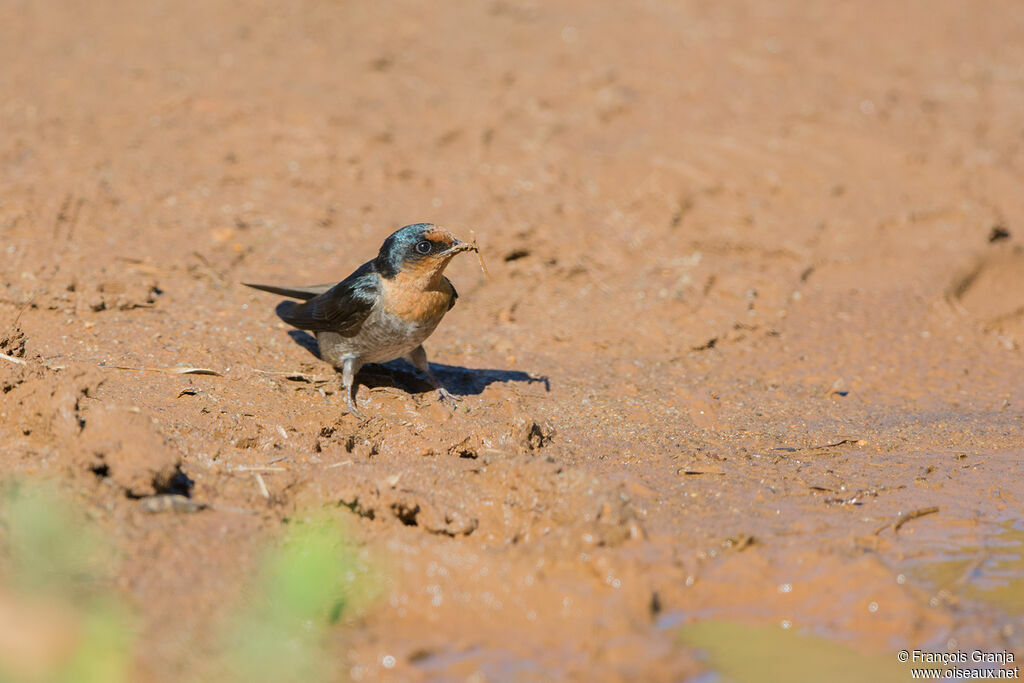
[
  {"xmin": 100, "ymin": 363, "xmax": 223, "ymax": 376},
  {"xmin": 823, "ymin": 488, "xmax": 877, "ymax": 506},
  {"xmin": 140, "ymin": 494, "xmax": 207, "ymax": 514},
  {"xmin": 0, "ymin": 352, "xmax": 27, "ymax": 365},
  {"xmin": 254, "ymin": 472, "xmax": 270, "ymax": 499},
  {"xmin": 11, "ymin": 294, "xmax": 36, "ymax": 327},
  {"xmin": 325, "ymin": 460, "xmax": 354, "ymax": 468},
  {"xmin": 892, "ymin": 506, "xmax": 940, "ymax": 533},
  {"xmin": 874, "ymin": 506, "xmax": 940, "ymax": 535},
  {"xmin": 253, "ymin": 368, "xmax": 332, "ymax": 383},
  {"xmin": 469, "ymin": 229, "xmax": 490, "ymax": 279},
  {"xmin": 773, "ymin": 438, "xmax": 865, "ymax": 453},
  {"xmin": 233, "ymin": 465, "xmax": 287, "ymax": 472},
  {"xmin": 808, "ymin": 438, "xmax": 865, "ymax": 449},
  {"xmin": 679, "ymin": 467, "xmax": 725, "ymax": 475}
]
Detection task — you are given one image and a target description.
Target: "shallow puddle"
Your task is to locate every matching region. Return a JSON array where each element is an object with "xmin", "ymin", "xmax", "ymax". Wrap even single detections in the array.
[
  {"xmin": 904, "ymin": 519, "xmax": 1024, "ymax": 614},
  {"xmin": 678, "ymin": 620, "xmax": 909, "ymax": 683}
]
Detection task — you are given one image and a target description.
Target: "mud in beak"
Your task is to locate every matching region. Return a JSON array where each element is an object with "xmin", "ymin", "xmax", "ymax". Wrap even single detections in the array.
[{"xmin": 441, "ymin": 240, "xmax": 477, "ymax": 256}]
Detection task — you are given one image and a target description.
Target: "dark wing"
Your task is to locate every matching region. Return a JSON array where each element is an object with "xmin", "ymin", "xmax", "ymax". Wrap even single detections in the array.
[
  {"xmin": 446, "ymin": 276, "xmax": 458, "ymax": 311},
  {"xmin": 243, "ymin": 281, "xmax": 338, "ymax": 301},
  {"xmin": 273, "ymin": 261, "xmax": 380, "ymax": 336}
]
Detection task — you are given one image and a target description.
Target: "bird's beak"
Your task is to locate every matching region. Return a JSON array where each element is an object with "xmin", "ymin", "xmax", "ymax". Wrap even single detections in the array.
[{"xmin": 442, "ymin": 240, "xmax": 477, "ymax": 256}]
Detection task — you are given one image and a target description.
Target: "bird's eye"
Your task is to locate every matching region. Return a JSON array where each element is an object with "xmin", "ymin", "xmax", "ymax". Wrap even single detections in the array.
[{"xmin": 415, "ymin": 240, "xmax": 432, "ymax": 255}]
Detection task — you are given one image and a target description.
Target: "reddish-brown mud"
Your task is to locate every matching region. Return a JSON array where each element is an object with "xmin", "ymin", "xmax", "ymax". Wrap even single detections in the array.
[{"xmin": 2, "ymin": 1, "xmax": 1024, "ymax": 680}]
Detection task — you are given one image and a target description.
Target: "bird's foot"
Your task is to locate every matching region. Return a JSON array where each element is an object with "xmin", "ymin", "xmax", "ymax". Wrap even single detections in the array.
[
  {"xmin": 437, "ymin": 388, "xmax": 463, "ymax": 408},
  {"xmin": 346, "ymin": 396, "xmax": 368, "ymax": 420}
]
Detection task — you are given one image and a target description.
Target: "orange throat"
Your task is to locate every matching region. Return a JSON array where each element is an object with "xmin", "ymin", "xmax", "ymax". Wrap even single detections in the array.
[{"xmin": 380, "ymin": 260, "xmax": 455, "ymax": 323}]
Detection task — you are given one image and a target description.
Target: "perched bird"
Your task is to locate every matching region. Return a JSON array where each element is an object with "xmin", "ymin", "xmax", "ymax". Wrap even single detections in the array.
[{"xmin": 245, "ymin": 223, "xmax": 476, "ymax": 418}]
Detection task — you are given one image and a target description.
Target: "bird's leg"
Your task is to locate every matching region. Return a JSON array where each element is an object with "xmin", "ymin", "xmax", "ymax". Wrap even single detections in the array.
[
  {"xmin": 406, "ymin": 345, "xmax": 461, "ymax": 406},
  {"xmin": 341, "ymin": 357, "xmax": 366, "ymax": 419}
]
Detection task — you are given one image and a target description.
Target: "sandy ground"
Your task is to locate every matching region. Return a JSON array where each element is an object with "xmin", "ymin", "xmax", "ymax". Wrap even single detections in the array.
[{"xmin": 2, "ymin": 0, "xmax": 1024, "ymax": 680}]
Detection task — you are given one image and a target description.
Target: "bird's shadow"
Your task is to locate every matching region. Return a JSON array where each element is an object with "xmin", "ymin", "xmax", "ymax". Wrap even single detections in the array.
[{"xmin": 287, "ymin": 330, "xmax": 549, "ymax": 396}]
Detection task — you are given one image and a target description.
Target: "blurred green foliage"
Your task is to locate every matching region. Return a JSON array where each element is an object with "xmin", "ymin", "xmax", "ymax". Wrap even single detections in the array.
[
  {"xmin": 0, "ymin": 480, "xmax": 132, "ymax": 683},
  {"xmin": 215, "ymin": 514, "xmax": 371, "ymax": 683},
  {"xmin": 0, "ymin": 482, "xmax": 372, "ymax": 683},
  {"xmin": 3, "ymin": 480, "xmax": 109, "ymax": 594}
]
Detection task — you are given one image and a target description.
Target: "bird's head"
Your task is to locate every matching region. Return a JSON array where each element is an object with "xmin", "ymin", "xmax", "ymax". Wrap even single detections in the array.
[{"xmin": 375, "ymin": 223, "xmax": 476, "ymax": 281}]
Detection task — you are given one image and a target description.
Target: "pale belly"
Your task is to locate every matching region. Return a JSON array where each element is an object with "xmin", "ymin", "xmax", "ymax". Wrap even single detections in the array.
[{"xmin": 316, "ymin": 307, "xmax": 444, "ymax": 367}]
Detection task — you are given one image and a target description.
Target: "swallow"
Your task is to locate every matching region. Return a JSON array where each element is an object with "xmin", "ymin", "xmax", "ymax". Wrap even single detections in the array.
[{"xmin": 244, "ymin": 223, "xmax": 477, "ymax": 418}]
